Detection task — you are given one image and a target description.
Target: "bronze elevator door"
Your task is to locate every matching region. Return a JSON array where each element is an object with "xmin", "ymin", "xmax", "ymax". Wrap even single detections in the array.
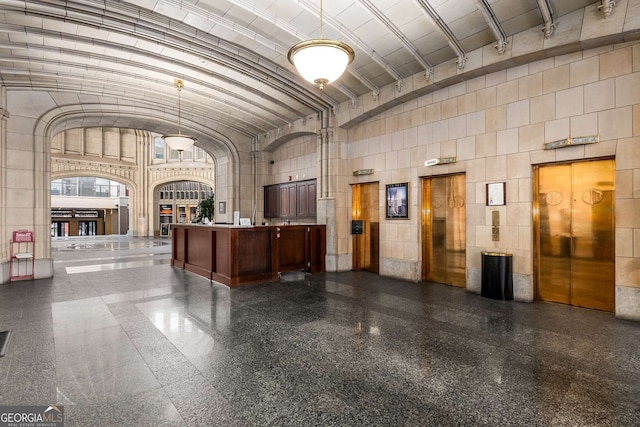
[
  {"xmin": 421, "ymin": 174, "xmax": 466, "ymax": 287},
  {"xmin": 535, "ymin": 160, "xmax": 615, "ymax": 312},
  {"xmin": 352, "ymin": 182, "xmax": 379, "ymax": 273}
]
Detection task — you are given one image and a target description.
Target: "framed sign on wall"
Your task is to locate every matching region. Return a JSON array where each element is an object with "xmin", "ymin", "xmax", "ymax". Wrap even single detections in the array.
[
  {"xmin": 486, "ymin": 182, "xmax": 506, "ymax": 206},
  {"xmin": 386, "ymin": 183, "xmax": 409, "ymax": 219}
]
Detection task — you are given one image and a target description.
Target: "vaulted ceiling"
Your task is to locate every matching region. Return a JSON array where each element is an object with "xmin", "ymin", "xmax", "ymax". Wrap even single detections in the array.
[{"xmin": 0, "ymin": 0, "xmax": 614, "ymax": 147}]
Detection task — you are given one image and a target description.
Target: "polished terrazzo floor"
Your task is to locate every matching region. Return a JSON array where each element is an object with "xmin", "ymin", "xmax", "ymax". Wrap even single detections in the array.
[{"xmin": 1, "ymin": 236, "xmax": 640, "ymax": 426}]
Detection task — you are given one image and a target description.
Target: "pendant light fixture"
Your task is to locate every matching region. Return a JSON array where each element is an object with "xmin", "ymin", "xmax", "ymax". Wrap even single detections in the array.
[
  {"xmin": 288, "ymin": 0, "xmax": 355, "ymax": 90},
  {"xmin": 163, "ymin": 79, "xmax": 196, "ymax": 152}
]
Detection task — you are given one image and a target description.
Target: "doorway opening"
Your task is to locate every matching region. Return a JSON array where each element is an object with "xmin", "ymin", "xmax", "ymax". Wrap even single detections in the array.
[{"xmin": 51, "ymin": 177, "xmax": 128, "ymax": 236}]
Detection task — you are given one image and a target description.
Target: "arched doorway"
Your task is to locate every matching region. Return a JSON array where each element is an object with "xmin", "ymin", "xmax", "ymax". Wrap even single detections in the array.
[
  {"xmin": 50, "ymin": 176, "xmax": 130, "ymax": 237},
  {"xmin": 155, "ymin": 181, "xmax": 214, "ymax": 236}
]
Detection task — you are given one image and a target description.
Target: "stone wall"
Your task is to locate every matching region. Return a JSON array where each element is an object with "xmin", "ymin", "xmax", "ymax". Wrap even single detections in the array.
[{"xmin": 326, "ymin": 41, "xmax": 640, "ymax": 319}]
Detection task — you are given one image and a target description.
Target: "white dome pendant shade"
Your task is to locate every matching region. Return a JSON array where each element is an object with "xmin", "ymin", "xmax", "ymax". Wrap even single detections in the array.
[
  {"xmin": 288, "ymin": 39, "xmax": 355, "ymax": 90},
  {"xmin": 163, "ymin": 79, "xmax": 196, "ymax": 152},
  {"xmin": 162, "ymin": 134, "xmax": 196, "ymax": 152},
  {"xmin": 287, "ymin": 0, "xmax": 354, "ymax": 90}
]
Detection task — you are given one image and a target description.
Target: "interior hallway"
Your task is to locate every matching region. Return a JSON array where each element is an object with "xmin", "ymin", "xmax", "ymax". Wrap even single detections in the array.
[{"xmin": 1, "ymin": 236, "xmax": 639, "ymax": 426}]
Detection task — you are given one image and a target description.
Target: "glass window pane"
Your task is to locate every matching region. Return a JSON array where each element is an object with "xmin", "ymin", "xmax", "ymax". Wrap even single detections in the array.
[
  {"xmin": 155, "ymin": 137, "xmax": 165, "ymax": 159},
  {"xmin": 62, "ymin": 178, "xmax": 78, "ymax": 196},
  {"xmin": 51, "ymin": 179, "xmax": 62, "ymax": 195}
]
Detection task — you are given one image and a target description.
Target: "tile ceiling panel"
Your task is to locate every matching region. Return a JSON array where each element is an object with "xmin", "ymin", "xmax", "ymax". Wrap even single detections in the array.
[
  {"xmin": 414, "ymin": 31, "xmax": 452, "ymax": 56},
  {"xmin": 398, "ymin": 16, "xmax": 438, "ymax": 43},
  {"xmin": 265, "ymin": 1, "xmax": 305, "ymax": 22},
  {"xmin": 380, "ymin": 3, "xmax": 422, "ymax": 28},
  {"xmin": 459, "ymin": 29, "xmax": 496, "ymax": 53},
  {"xmin": 552, "ymin": 0, "xmax": 597, "ymax": 16},
  {"xmin": 500, "ymin": 10, "xmax": 544, "ymax": 37},
  {"xmin": 337, "ymin": 3, "xmax": 373, "ymax": 32},
  {"xmin": 449, "ymin": 13, "xmax": 490, "ymax": 41},
  {"xmin": 352, "ymin": 20, "xmax": 395, "ymax": 49},
  {"xmin": 435, "ymin": 0, "xmax": 481, "ymax": 22},
  {"xmin": 490, "ymin": 0, "xmax": 541, "ymax": 35}
]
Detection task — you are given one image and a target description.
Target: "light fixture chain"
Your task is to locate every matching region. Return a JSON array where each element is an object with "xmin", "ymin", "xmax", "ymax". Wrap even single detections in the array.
[
  {"xmin": 163, "ymin": 78, "xmax": 196, "ymax": 151},
  {"xmin": 174, "ymin": 78, "xmax": 184, "ymax": 135}
]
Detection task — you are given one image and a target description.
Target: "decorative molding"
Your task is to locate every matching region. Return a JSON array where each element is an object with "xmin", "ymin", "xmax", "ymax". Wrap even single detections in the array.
[
  {"xmin": 147, "ymin": 166, "xmax": 216, "ymax": 185},
  {"xmin": 51, "ymin": 158, "xmax": 138, "ymax": 181},
  {"xmin": 599, "ymin": 0, "xmax": 615, "ymax": 18}
]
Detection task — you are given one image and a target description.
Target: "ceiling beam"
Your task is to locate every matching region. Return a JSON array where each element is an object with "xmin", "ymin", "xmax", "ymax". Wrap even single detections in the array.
[
  {"xmin": 358, "ymin": 0, "xmax": 434, "ymax": 82},
  {"xmin": 473, "ymin": 0, "xmax": 507, "ymax": 54},
  {"xmin": 536, "ymin": 0, "xmax": 556, "ymax": 39},
  {"xmin": 414, "ymin": 0, "xmax": 467, "ymax": 69}
]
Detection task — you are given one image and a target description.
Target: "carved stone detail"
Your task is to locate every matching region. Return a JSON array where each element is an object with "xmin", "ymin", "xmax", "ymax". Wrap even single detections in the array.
[
  {"xmin": 51, "ymin": 158, "xmax": 138, "ymax": 182},
  {"xmin": 148, "ymin": 166, "xmax": 216, "ymax": 184}
]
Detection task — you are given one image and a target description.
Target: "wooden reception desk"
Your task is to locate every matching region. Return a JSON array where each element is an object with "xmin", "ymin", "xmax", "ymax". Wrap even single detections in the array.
[{"xmin": 171, "ymin": 224, "xmax": 326, "ymax": 287}]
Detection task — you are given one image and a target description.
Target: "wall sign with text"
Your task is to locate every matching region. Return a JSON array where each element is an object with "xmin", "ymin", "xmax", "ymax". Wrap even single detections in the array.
[{"xmin": 486, "ymin": 182, "xmax": 506, "ymax": 206}]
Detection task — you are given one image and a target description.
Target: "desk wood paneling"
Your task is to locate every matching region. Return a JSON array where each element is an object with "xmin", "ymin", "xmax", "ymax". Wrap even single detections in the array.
[{"xmin": 172, "ymin": 224, "xmax": 325, "ymax": 287}]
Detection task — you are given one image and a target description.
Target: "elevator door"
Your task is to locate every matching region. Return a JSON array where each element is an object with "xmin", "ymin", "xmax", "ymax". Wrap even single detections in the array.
[
  {"xmin": 535, "ymin": 160, "xmax": 615, "ymax": 312},
  {"xmin": 421, "ymin": 174, "xmax": 466, "ymax": 287},
  {"xmin": 352, "ymin": 183, "xmax": 379, "ymax": 273}
]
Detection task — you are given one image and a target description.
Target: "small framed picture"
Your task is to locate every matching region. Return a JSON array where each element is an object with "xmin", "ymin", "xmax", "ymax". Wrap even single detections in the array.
[
  {"xmin": 219, "ymin": 201, "xmax": 226, "ymax": 214},
  {"xmin": 386, "ymin": 183, "xmax": 409, "ymax": 219},
  {"xmin": 486, "ymin": 182, "xmax": 506, "ymax": 206}
]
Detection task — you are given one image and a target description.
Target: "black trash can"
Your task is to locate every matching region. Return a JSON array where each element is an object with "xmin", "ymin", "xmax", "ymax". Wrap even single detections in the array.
[{"xmin": 481, "ymin": 252, "xmax": 513, "ymax": 300}]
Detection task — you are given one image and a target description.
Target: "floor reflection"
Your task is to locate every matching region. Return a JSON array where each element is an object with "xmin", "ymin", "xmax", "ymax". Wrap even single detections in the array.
[
  {"xmin": 65, "ymin": 258, "xmax": 170, "ymax": 274},
  {"xmin": 52, "ymin": 237, "xmax": 170, "ymax": 252},
  {"xmin": 2, "ymin": 237, "xmax": 638, "ymax": 426}
]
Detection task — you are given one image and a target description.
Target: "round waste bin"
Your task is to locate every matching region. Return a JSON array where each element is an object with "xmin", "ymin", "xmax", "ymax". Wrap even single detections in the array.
[{"xmin": 481, "ymin": 252, "xmax": 513, "ymax": 300}]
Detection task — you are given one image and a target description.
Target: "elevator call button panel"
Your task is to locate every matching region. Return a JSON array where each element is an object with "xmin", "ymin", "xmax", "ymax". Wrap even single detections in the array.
[
  {"xmin": 492, "ymin": 211, "xmax": 500, "ymax": 241},
  {"xmin": 351, "ymin": 220, "xmax": 363, "ymax": 235}
]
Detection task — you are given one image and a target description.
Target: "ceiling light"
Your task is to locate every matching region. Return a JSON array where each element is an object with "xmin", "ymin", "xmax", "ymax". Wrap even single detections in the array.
[
  {"xmin": 163, "ymin": 79, "xmax": 196, "ymax": 152},
  {"xmin": 287, "ymin": 0, "xmax": 354, "ymax": 90}
]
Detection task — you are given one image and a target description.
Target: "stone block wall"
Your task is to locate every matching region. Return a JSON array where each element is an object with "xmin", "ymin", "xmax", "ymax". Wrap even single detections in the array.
[{"xmin": 337, "ymin": 41, "xmax": 640, "ymax": 318}]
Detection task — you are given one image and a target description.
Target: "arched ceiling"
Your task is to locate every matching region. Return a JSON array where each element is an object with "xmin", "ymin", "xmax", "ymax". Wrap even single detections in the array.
[{"xmin": 0, "ymin": 0, "xmax": 605, "ymax": 144}]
